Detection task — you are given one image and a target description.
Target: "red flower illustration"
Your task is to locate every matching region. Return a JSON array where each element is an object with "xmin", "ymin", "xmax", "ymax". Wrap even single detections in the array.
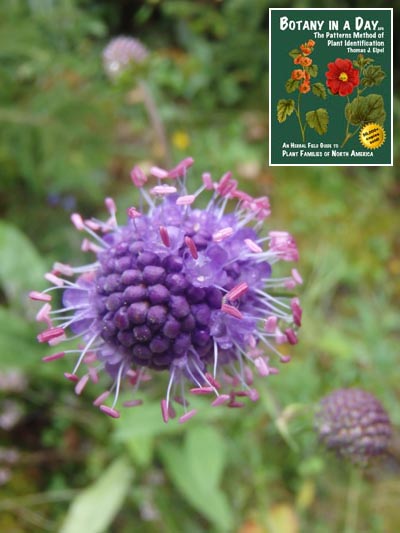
[{"xmin": 325, "ymin": 58, "xmax": 360, "ymax": 96}]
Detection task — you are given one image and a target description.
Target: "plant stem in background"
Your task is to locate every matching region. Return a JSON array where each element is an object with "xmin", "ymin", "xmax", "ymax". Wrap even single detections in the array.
[{"xmin": 138, "ymin": 80, "xmax": 172, "ymax": 167}]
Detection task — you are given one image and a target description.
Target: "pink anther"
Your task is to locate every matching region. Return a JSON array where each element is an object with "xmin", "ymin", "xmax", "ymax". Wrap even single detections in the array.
[
  {"xmin": 221, "ymin": 303, "xmax": 243, "ymax": 320},
  {"xmin": 75, "ymin": 374, "xmax": 89, "ymax": 395},
  {"xmin": 184, "ymin": 236, "xmax": 198, "ymax": 259},
  {"xmin": 212, "ymin": 227, "xmax": 233, "ymax": 242},
  {"xmin": 53, "ymin": 262, "xmax": 74, "ymax": 276},
  {"xmin": 123, "ymin": 399, "xmax": 143, "ymax": 407},
  {"xmin": 127, "ymin": 207, "xmax": 142, "ymax": 219},
  {"xmin": 64, "ymin": 372, "xmax": 79, "ymax": 383},
  {"xmin": 150, "ymin": 166, "xmax": 169, "ymax": 179},
  {"xmin": 211, "ymin": 394, "xmax": 230, "ymax": 406},
  {"xmin": 254, "ymin": 356, "xmax": 270, "ymax": 376},
  {"xmin": 285, "ymin": 328, "xmax": 298, "ymax": 345},
  {"xmin": 150, "ymin": 185, "xmax": 177, "ymax": 196},
  {"xmin": 37, "ymin": 327, "xmax": 65, "ymax": 344},
  {"xmin": 179, "ymin": 409, "xmax": 197, "ymax": 424},
  {"xmin": 244, "ymin": 238, "xmax": 263, "ymax": 253},
  {"xmin": 202, "ymin": 172, "xmax": 214, "ymax": 190},
  {"xmin": 130, "ymin": 165, "xmax": 148, "ymax": 187},
  {"xmin": 44, "ymin": 272, "xmax": 64, "ymax": 287},
  {"xmin": 161, "ymin": 399, "xmax": 169, "ymax": 423},
  {"xmin": 42, "ymin": 351, "xmax": 65, "ymax": 362},
  {"xmin": 159, "ymin": 226, "xmax": 170, "ymax": 247},
  {"xmin": 29, "ymin": 291, "xmax": 52, "ymax": 302},
  {"xmin": 225, "ymin": 282, "xmax": 248, "ymax": 302},
  {"xmin": 264, "ymin": 315, "xmax": 278, "ymax": 333},
  {"xmin": 189, "ymin": 387, "xmax": 214, "ymax": 395},
  {"xmin": 176, "ymin": 194, "xmax": 195, "ymax": 206},
  {"xmin": 71, "ymin": 213, "xmax": 84, "ymax": 231},
  {"xmin": 93, "ymin": 390, "xmax": 110, "ymax": 406},
  {"xmin": 100, "ymin": 405, "xmax": 120, "ymax": 418},
  {"xmin": 105, "ymin": 197, "xmax": 116, "ymax": 215},
  {"xmin": 36, "ymin": 303, "xmax": 52, "ymax": 326}
]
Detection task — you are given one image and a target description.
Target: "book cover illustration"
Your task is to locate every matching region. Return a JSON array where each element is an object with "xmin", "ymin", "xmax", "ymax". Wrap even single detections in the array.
[{"xmin": 269, "ymin": 8, "xmax": 393, "ymax": 166}]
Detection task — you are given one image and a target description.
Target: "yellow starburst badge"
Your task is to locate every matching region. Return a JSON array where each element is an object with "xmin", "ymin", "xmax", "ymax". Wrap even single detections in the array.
[{"xmin": 359, "ymin": 123, "xmax": 386, "ymax": 150}]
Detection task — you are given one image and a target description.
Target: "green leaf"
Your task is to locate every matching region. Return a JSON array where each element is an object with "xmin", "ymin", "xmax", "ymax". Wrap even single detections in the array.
[
  {"xmin": 285, "ymin": 78, "xmax": 300, "ymax": 93},
  {"xmin": 305, "ymin": 108, "xmax": 329, "ymax": 135},
  {"xmin": 60, "ymin": 457, "xmax": 133, "ymax": 533},
  {"xmin": 306, "ymin": 64, "xmax": 318, "ymax": 78},
  {"xmin": 159, "ymin": 427, "xmax": 233, "ymax": 531},
  {"xmin": 288, "ymin": 48, "xmax": 300, "ymax": 59},
  {"xmin": 353, "ymin": 54, "xmax": 374, "ymax": 70},
  {"xmin": 0, "ymin": 221, "xmax": 47, "ymax": 310},
  {"xmin": 361, "ymin": 65, "xmax": 386, "ymax": 87},
  {"xmin": 277, "ymin": 99, "xmax": 295, "ymax": 123},
  {"xmin": 345, "ymin": 94, "xmax": 386, "ymax": 126},
  {"xmin": 311, "ymin": 82, "xmax": 327, "ymax": 99},
  {"xmin": 0, "ymin": 305, "xmax": 44, "ymax": 368}
]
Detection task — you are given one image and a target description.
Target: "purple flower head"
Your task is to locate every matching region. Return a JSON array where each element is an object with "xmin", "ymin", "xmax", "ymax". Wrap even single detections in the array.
[
  {"xmin": 102, "ymin": 36, "xmax": 149, "ymax": 79},
  {"xmin": 31, "ymin": 158, "xmax": 302, "ymax": 423},
  {"xmin": 315, "ymin": 388, "xmax": 392, "ymax": 465}
]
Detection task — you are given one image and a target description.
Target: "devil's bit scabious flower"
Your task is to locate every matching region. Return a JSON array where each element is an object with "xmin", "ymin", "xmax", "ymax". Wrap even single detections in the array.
[
  {"xmin": 31, "ymin": 158, "xmax": 302, "ymax": 423},
  {"xmin": 103, "ymin": 36, "xmax": 149, "ymax": 79},
  {"xmin": 315, "ymin": 388, "xmax": 392, "ymax": 465}
]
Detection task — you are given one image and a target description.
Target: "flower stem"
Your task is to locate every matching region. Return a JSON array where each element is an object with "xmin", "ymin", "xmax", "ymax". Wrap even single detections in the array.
[{"xmin": 295, "ymin": 92, "xmax": 306, "ymax": 142}]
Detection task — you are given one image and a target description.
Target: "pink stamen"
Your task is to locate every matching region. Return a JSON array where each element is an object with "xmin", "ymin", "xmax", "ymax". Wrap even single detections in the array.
[
  {"xmin": 244, "ymin": 238, "xmax": 263, "ymax": 253},
  {"xmin": 291, "ymin": 298, "xmax": 302, "ymax": 327},
  {"xmin": 44, "ymin": 273, "xmax": 64, "ymax": 287},
  {"xmin": 71, "ymin": 213, "xmax": 84, "ymax": 231},
  {"xmin": 100, "ymin": 405, "xmax": 120, "ymax": 418},
  {"xmin": 37, "ymin": 327, "xmax": 65, "ymax": 344},
  {"xmin": 48, "ymin": 332, "xmax": 67, "ymax": 346},
  {"xmin": 211, "ymin": 394, "xmax": 230, "ymax": 406},
  {"xmin": 226, "ymin": 282, "xmax": 248, "ymax": 302},
  {"xmin": 84, "ymin": 220, "xmax": 101, "ymax": 231},
  {"xmin": 42, "ymin": 352, "xmax": 65, "ymax": 362},
  {"xmin": 213, "ymin": 227, "xmax": 233, "ymax": 242},
  {"xmin": 280, "ymin": 355, "xmax": 291, "ymax": 364},
  {"xmin": 285, "ymin": 329, "xmax": 298, "ymax": 345},
  {"xmin": 264, "ymin": 316, "xmax": 278, "ymax": 333},
  {"xmin": 81, "ymin": 239, "xmax": 103, "ymax": 254},
  {"xmin": 150, "ymin": 185, "xmax": 177, "ymax": 196},
  {"xmin": 64, "ymin": 372, "xmax": 79, "ymax": 383},
  {"xmin": 190, "ymin": 387, "xmax": 214, "ymax": 395},
  {"xmin": 36, "ymin": 303, "xmax": 52, "ymax": 326},
  {"xmin": 184, "ymin": 236, "xmax": 198, "ymax": 259},
  {"xmin": 269, "ymin": 231, "xmax": 299, "ymax": 262},
  {"xmin": 93, "ymin": 390, "xmax": 110, "ymax": 406},
  {"xmin": 176, "ymin": 194, "xmax": 195, "ymax": 206},
  {"xmin": 254, "ymin": 356, "xmax": 270, "ymax": 376},
  {"xmin": 202, "ymin": 172, "xmax": 214, "ymax": 190},
  {"xmin": 29, "ymin": 291, "xmax": 52, "ymax": 302},
  {"xmin": 53, "ymin": 262, "xmax": 74, "ymax": 276},
  {"xmin": 127, "ymin": 207, "xmax": 141, "ymax": 219},
  {"xmin": 130, "ymin": 165, "xmax": 148, "ymax": 187},
  {"xmin": 221, "ymin": 303, "xmax": 243, "ymax": 320},
  {"xmin": 173, "ymin": 396, "xmax": 189, "ymax": 407},
  {"xmin": 150, "ymin": 166, "xmax": 169, "ymax": 179},
  {"xmin": 228, "ymin": 400, "xmax": 245, "ymax": 408},
  {"xmin": 179, "ymin": 409, "xmax": 197, "ymax": 424},
  {"xmin": 123, "ymin": 399, "xmax": 143, "ymax": 407},
  {"xmin": 105, "ymin": 197, "xmax": 116, "ymax": 215},
  {"xmin": 159, "ymin": 226, "xmax": 170, "ymax": 247},
  {"xmin": 247, "ymin": 389, "xmax": 259, "ymax": 402},
  {"xmin": 161, "ymin": 399, "xmax": 169, "ymax": 423},
  {"xmin": 291, "ymin": 268, "xmax": 303, "ymax": 285},
  {"xmin": 75, "ymin": 374, "xmax": 89, "ymax": 395},
  {"xmin": 83, "ymin": 352, "xmax": 97, "ymax": 364},
  {"xmin": 88, "ymin": 366, "xmax": 99, "ymax": 383},
  {"xmin": 205, "ymin": 373, "xmax": 221, "ymax": 389}
]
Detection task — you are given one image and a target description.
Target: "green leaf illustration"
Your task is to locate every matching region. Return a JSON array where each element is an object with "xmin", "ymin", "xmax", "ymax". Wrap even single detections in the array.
[
  {"xmin": 288, "ymin": 48, "xmax": 300, "ymax": 59},
  {"xmin": 361, "ymin": 65, "xmax": 386, "ymax": 87},
  {"xmin": 353, "ymin": 54, "xmax": 374, "ymax": 70},
  {"xmin": 277, "ymin": 99, "xmax": 295, "ymax": 123},
  {"xmin": 305, "ymin": 108, "xmax": 329, "ymax": 135},
  {"xmin": 312, "ymin": 82, "xmax": 327, "ymax": 99},
  {"xmin": 345, "ymin": 94, "xmax": 386, "ymax": 126},
  {"xmin": 306, "ymin": 64, "xmax": 318, "ymax": 78},
  {"xmin": 285, "ymin": 78, "xmax": 300, "ymax": 93}
]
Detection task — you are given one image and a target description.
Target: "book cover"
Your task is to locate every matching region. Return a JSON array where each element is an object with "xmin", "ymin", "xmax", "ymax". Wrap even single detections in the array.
[{"xmin": 269, "ymin": 8, "xmax": 393, "ymax": 166}]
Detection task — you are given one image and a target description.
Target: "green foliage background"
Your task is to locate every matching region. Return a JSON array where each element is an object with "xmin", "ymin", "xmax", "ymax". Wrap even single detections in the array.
[{"xmin": 0, "ymin": 1, "xmax": 399, "ymax": 532}]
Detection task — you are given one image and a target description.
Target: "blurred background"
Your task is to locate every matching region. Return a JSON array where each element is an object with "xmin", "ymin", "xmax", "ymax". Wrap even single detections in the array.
[{"xmin": 0, "ymin": 1, "xmax": 399, "ymax": 531}]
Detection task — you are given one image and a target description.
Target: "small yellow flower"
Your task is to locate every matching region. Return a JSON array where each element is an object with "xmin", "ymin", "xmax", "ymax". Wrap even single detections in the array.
[{"xmin": 172, "ymin": 130, "xmax": 190, "ymax": 150}]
